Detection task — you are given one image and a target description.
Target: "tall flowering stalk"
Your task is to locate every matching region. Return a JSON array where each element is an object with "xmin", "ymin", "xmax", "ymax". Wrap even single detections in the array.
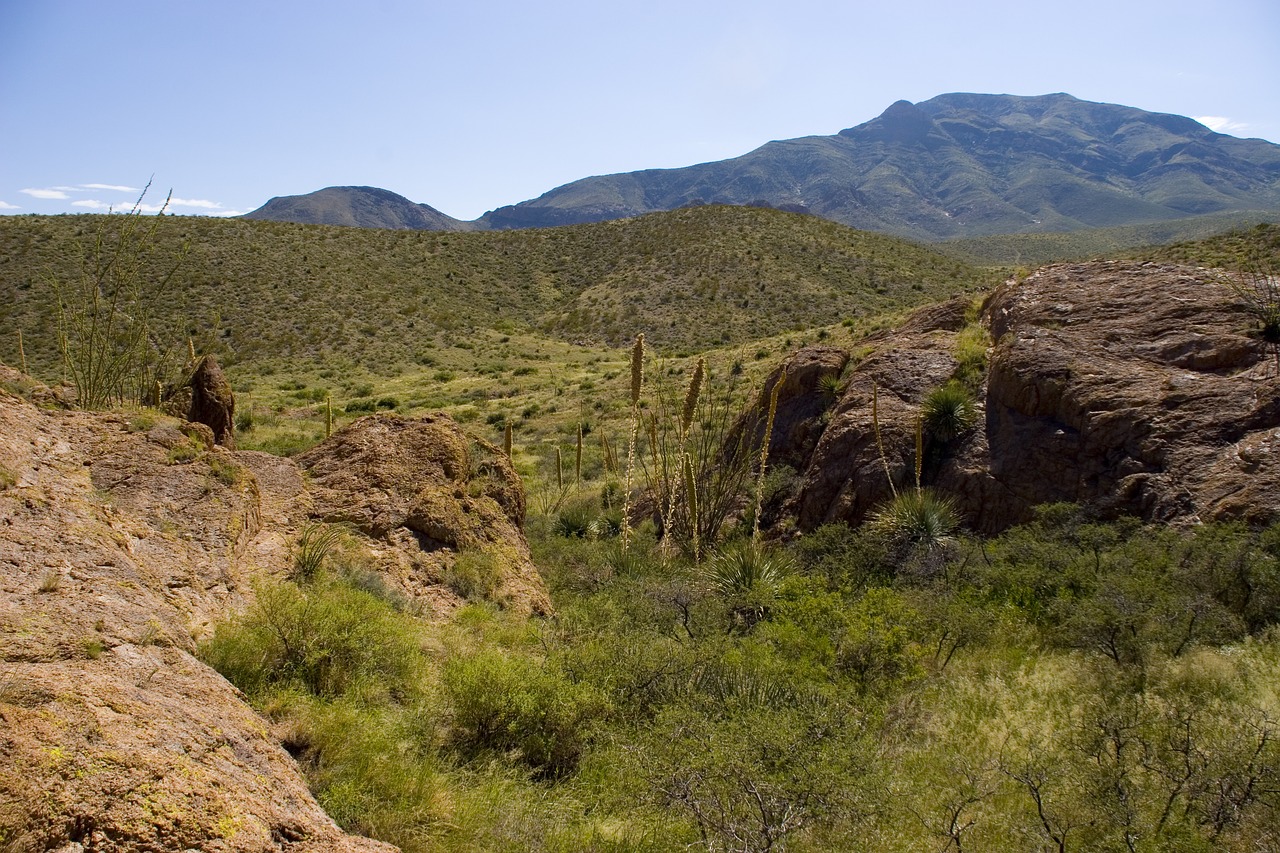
[
  {"xmin": 621, "ymin": 334, "xmax": 645, "ymax": 552},
  {"xmin": 751, "ymin": 370, "xmax": 785, "ymax": 544}
]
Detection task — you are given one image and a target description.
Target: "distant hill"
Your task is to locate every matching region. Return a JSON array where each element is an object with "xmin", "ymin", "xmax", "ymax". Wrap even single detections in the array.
[
  {"xmin": 245, "ymin": 185, "xmax": 475, "ymax": 231},
  {"xmin": 245, "ymin": 93, "xmax": 1280, "ymax": 243},
  {"xmin": 0, "ymin": 205, "xmax": 997, "ymax": 375}
]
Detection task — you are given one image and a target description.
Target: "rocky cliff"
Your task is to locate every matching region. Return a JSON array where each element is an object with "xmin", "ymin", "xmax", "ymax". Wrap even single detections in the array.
[
  {"xmin": 0, "ymin": 374, "xmax": 547, "ymax": 850},
  {"xmin": 765, "ymin": 261, "xmax": 1280, "ymax": 534}
]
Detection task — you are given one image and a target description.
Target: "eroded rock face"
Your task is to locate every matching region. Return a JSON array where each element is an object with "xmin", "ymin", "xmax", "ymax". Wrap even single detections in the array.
[
  {"xmin": 0, "ymin": 389, "xmax": 549, "ymax": 849},
  {"xmin": 783, "ymin": 262, "xmax": 1280, "ymax": 533},
  {"xmin": 296, "ymin": 413, "xmax": 549, "ymax": 616}
]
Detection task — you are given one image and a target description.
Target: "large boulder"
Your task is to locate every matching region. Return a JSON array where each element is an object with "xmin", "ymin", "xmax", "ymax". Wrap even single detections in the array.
[
  {"xmin": 296, "ymin": 413, "xmax": 549, "ymax": 615},
  {"xmin": 0, "ymin": 387, "xmax": 390, "ymax": 852},
  {"xmin": 188, "ymin": 354, "xmax": 236, "ymax": 449},
  {"xmin": 783, "ymin": 261, "xmax": 1280, "ymax": 533},
  {"xmin": 0, "ymin": 386, "xmax": 551, "ymax": 848}
]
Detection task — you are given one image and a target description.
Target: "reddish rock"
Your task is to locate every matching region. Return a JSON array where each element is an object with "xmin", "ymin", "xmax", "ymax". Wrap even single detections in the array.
[
  {"xmin": 784, "ymin": 261, "xmax": 1280, "ymax": 533},
  {"xmin": 0, "ymin": 386, "xmax": 551, "ymax": 848},
  {"xmin": 730, "ymin": 345, "xmax": 850, "ymax": 473},
  {"xmin": 296, "ymin": 413, "xmax": 549, "ymax": 615},
  {"xmin": 188, "ymin": 354, "xmax": 236, "ymax": 449}
]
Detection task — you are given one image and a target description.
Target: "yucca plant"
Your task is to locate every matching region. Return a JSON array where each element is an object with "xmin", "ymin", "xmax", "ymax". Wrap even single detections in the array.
[
  {"xmin": 921, "ymin": 381, "xmax": 978, "ymax": 442},
  {"xmin": 635, "ymin": 353, "xmax": 760, "ymax": 560},
  {"xmin": 869, "ymin": 489, "xmax": 959, "ymax": 552},
  {"xmin": 703, "ymin": 541, "xmax": 794, "ymax": 598}
]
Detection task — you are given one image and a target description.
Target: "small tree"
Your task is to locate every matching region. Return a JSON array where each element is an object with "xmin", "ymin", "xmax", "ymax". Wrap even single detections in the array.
[{"xmin": 49, "ymin": 181, "xmax": 189, "ymax": 409}]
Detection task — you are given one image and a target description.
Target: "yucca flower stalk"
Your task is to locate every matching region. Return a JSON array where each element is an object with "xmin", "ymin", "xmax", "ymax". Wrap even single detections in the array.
[
  {"xmin": 622, "ymin": 334, "xmax": 645, "ymax": 551},
  {"xmin": 683, "ymin": 453, "xmax": 700, "ymax": 562},
  {"xmin": 575, "ymin": 424, "xmax": 583, "ymax": 488},
  {"xmin": 680, "ymin": 357, "xmax": 705, "ymax": 443},
  {"xmin": 752, "ymin": 369, "xmax": 785, "ymax": 543},
  {"xmin": 872, "ymin": 381, "xmax": 898, "ymax": 498}
]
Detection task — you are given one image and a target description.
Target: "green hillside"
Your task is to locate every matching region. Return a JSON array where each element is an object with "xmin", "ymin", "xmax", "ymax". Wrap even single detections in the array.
[
  {"xmin": 939, "ymin": 211, "xmax": 1280, "ymax": 266},
  {"xmin": 0, "ymin": 205, "xmax": 996, "ymax": 378}
]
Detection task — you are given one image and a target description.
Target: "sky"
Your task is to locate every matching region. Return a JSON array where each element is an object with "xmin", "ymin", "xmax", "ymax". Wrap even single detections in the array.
[{"xmin": 2, "ymin": 0, "xmax": 1278, "ymax": 222}]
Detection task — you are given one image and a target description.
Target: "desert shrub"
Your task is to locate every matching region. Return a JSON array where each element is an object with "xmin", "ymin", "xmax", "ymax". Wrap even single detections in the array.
[
  {"xmin": 442, "ymin": 648, "xmax": 610, "ymax": 777},
  {"xmin": 634, "ymin": 700, "xmax": 866, "ymax": 853},
  {"xmin": 272, "ymin": 694, "xmax": 444, "ymax": 848},
  {"xmin": 201, "ymin": 576, "xmax": 423, "ymax": 701},
  {"xmin": 443, "ymin": 549, "xmax": 503, "ymax": 602},
  {"xmin": 791, "ymin": 522, "xmax": 894, "ymax": 590},
  {"xmin": 207, "ymin": 454, "xmax": 241, "ymax": 486},
  {"xmin": 165, "ymin": 436, "xmax": 203, "ymax": 463},
  {"xmin": 952, "ymin": 321, "xmax": 990, "ymax": 389}
]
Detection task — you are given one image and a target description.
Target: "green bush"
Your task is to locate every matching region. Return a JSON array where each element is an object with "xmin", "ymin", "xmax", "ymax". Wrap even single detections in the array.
[
  {"xmin": 442, "ymin": 648, "xmax": 610, "ymax": 777},
  {"xmin": 200, "ymin": 576, "xmax": 423, "ymax": 701},
  {"xmin": 280, "ymin": 695, "xmax": 443, "ymax": 848},
  {"xmin": 443, "ymin": 549, "xmax": 504, "ymax": 602}
]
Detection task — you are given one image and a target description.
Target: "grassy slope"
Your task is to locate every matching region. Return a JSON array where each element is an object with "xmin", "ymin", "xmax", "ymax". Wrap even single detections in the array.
[
  {"xmin": 0, "ymin": 205, "xmax": 996, "ymax": 377},
  {"xmin": 0, "ymin": 205, "xmax": 998, "ymax": 460},
  {"xmin": 940, "ymin": 211, "xmax": 1280, "ymax": 266}
]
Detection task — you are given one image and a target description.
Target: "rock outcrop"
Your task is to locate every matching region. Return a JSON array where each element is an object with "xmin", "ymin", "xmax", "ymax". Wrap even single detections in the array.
[
  {"xmin": 296, "ymin": 413, "xmax": 549, "ymax": 615},
  {"xmin": 0, "ymin": 383, "xmax": 549, "ymax": 849},
  {"xmin": 188, "ymin": 354, "xmax": 237, "ymax": 449},
  {"xmin": 775, "ymin": 262, "xmax": 1280, "ymax": 533}
]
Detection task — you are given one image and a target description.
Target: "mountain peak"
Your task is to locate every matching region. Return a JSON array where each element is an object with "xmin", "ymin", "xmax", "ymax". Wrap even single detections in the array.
[
  {"xmin": 840, "ymin": 98, "xmax": 941, "ymax": 145},
  {"xmin": 244, "ymin": 94, "xmax": 1280, "ymax": 241}
]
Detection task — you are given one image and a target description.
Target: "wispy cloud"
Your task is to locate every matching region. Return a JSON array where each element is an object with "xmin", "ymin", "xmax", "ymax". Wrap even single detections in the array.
[
  {"xmin": 21, "ymin": 187, "xmax": 70, "ymax": 200},
  {"xmin": 0, "ymin": 200, "xmax": 20, "ymax": 210},
  {"xmin": 23, "ymin": 183, "xmax": 242, "ymax": 217},
  {"xmin": 170, "ymin": 197, "xmax": 226, "ymax": 210},
  {"xmin": 1195, "ymin": 116, "xmax": 1249, "ymax": 135},
  {"xmin": 81, "ymin": 183, "xmax": 140, "ymax": 192}
]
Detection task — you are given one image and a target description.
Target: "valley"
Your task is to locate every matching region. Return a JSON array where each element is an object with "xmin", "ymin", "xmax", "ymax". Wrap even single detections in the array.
[{"xmin": 2, "ymin": 206, "xmax": 1280, "ymax": 851}]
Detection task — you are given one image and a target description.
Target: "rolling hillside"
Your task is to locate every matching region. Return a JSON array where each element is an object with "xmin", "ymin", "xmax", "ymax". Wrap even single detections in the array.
[{"xmin": 0, "ymin": 205, "xmax": 997, "ymax": 379}]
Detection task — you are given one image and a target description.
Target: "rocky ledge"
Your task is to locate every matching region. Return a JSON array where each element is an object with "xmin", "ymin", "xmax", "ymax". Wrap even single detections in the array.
[
  {"xmin": 0, "ymin": 374, "xmax": 547, "ymax": 851},
  {"xmin": 755, "ymin": 261, "xmax": 1280, "ymax": 534}
]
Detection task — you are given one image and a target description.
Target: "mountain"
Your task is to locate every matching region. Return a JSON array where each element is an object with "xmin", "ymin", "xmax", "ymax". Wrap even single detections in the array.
[
  {"xmin": 245, "ymin": 185, "xmax": 475, "ymax": 231},
  {"xmin": 481, "ymin": 93, "xmax": 1280, "ymax": 240},
  {"xmin": 245, "ymin": 94, "xmax": 1280, "ymax": 242}
]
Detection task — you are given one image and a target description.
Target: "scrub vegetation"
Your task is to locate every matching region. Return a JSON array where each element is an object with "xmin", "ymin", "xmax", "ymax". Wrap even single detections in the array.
[
  {"xmin": 7, "ymin": 210, "xmax": 1280, "ymax": 850},
  {"xmin": 201, "ymin": 506, "xmax": 1280, "ymax": 852}
]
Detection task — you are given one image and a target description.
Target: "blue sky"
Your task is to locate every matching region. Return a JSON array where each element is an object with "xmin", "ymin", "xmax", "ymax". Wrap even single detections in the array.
[{"xmin": 2, "ymin": 0, "xmax": 1277, "ymax": 221}]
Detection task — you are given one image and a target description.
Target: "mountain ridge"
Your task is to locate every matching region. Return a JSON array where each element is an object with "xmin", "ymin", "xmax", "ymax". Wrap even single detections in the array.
[{"xmin": 244, "ymin": 92, "xmax": 1280, "ymax": 242}]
